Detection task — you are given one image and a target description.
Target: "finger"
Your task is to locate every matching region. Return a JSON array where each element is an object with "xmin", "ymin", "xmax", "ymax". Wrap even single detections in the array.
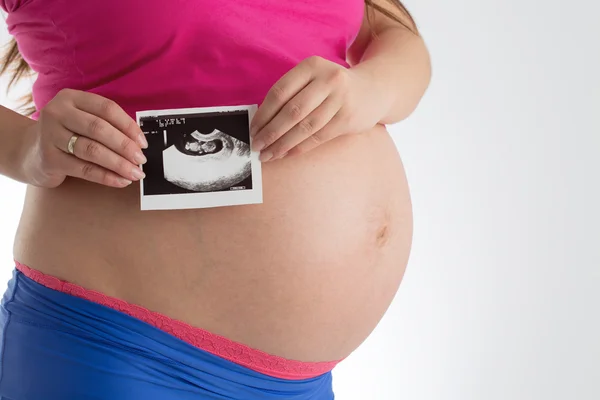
[
  {"xmin": 69, "ymin": 90, "xmax": 147, "ymax": 149},
  {"xmin": 252, "ymin": 80, "xmax": 331, "ymax": 152},
  {"xmin": 260, "ymin": 96, "xmax": 341, "ymax": 161},
  {"xmin": 60, "ymin": 152, "xmax": 133, "ymax": 188},
  {"xmin": 60, "ymin": 108, "xmax": 147, "ymax": 166},
  {"xmin": 287, "ymin": 112, "xmax": 346, "ymax": 157},
  {"xmin": 56, "ymin": 128, "xmax": 145, "ymax": 182},
  {"xmin": 250, "ymin": 61, "xmax": 316, "ymax": 137}
]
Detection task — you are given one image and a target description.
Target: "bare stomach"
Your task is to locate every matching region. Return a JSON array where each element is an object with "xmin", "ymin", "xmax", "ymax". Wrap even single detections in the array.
[{"xmin": 13, "ymin": 124, "xmax": 412, "ymax": 362}]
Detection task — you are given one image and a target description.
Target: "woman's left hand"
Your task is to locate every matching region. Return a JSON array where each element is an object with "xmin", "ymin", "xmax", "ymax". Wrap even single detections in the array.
[{"xmin": 250, "ymin": 56, "xmax": 383, "ymax": 162}]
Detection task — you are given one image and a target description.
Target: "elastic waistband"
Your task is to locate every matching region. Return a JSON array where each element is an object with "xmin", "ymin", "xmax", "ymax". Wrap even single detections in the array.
[{"xmin": 14, "ymin": 262, "xmax": 340, "ymax": 380}]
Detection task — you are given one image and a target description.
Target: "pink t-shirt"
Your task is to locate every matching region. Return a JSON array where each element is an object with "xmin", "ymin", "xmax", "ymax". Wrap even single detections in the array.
[{"xmin": 1, "ymin": 0, "xmax": 364, "ymax": 120}]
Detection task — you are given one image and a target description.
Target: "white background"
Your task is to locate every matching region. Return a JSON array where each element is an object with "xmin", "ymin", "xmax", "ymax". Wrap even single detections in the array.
[{"xmin": 1, "ymin": 1, "xmax": 599, "ymax": 399}]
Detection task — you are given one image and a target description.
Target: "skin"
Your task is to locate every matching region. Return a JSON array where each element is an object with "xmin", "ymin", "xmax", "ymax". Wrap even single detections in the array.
[{"xmin": 0, "ymin": 1, "xmax": 431, "ymax": 362}]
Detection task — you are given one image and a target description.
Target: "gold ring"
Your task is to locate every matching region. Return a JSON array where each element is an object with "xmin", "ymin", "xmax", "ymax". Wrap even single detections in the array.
[{"xmin": 67, "ymin": 135, "xmax": 79, "ymax": 155}]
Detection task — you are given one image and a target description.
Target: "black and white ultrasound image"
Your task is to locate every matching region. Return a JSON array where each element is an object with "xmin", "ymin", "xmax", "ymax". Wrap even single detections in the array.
[{"xmin": 140, "ymin": 110, "xmax": 252, "ymax": 196}]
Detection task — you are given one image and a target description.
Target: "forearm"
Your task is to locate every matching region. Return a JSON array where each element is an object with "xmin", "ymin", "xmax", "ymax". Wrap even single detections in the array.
[
  {"xmin": 0, "ymin": 105, "xmax": 36, "ymax": 182},
  {"xmin": 351, "ymin": 27, "xmax": 431, "ymax": 125}
]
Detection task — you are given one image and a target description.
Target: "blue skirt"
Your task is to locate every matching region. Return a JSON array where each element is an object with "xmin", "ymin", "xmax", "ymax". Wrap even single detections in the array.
[{"xmin": 0, "ymin": 269, "xmax": 334, "ymax": 399}]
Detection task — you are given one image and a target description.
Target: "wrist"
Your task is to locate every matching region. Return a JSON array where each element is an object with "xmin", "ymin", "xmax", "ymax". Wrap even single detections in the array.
[
  {"xmin": 349, "ymin": 62, "xmax": 395, "ymax": 124},
  {"xmin": 1, "ymin": 118, "xmax": 38, "ymax": 184}
]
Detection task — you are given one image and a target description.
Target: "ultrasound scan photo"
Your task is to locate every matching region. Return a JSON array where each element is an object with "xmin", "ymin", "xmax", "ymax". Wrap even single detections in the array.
[{"xmin": 136, "ymin": 105, "xmax": 262, "ymax": 210}]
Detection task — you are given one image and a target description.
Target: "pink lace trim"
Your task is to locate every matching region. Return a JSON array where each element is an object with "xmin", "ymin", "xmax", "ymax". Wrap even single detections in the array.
[{"xmin": 15, "ymin": 262, "xmax": 341, "ymax": 380}]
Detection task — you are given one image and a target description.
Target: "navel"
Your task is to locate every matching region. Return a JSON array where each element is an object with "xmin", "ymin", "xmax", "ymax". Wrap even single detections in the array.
[{"xmin": 375, "ymin": 223, "xmax": 391, "ymax": 247}]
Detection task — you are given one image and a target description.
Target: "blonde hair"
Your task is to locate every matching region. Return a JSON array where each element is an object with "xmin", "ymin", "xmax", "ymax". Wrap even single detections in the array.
[{"xmin": 0, "ymin": 38, "xmax": 36, "ymax": 115}]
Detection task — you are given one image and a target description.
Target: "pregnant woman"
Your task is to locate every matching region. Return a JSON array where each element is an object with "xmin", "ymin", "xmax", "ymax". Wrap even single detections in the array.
[{"xmin": 0, "ymin": 1, "xmax": 430, "ymax": 399}]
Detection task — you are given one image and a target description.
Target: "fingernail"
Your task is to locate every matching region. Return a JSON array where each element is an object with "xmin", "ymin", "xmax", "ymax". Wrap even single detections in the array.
[
  {"xmin": 134, "ymin": 151, "xmax": 147, "ymax": 165},
  {"xmin": 259, "ymin": 150, "xmax": 273, "ymax": 162},
  {"xmin": 138, "ymin": 133, "xmax": 148, "ymax": 149},
  {"xmin": 250, "ymin": 125, "xmax": 257, "ymax": 137},
  {"xmin": 132, "ymin": 167, "xmax": 145, "ymax": 180},
  {"xmin": 118, "ymin": 178, "xmax": 132, "ymax": 187},
  {"xmin": 252, "ymin": 139, "xmax": 265, "ymax": 152}
]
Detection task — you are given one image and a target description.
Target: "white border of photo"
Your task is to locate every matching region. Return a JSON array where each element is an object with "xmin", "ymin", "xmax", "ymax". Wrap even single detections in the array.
[{"xmin": 136, "ymin": 104, "xmax": 262, "ymax": 211}]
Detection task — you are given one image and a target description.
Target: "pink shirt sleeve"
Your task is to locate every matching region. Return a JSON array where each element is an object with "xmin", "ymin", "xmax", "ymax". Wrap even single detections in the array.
[{"xmin": 1, "ymin": 0, "xmax": 35, "ymax": 12}]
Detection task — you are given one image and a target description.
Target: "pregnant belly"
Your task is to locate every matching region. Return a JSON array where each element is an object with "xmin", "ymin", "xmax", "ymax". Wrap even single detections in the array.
[{"xmin": 14, "ymin": 125, "xmax": 413, "ymax": 362}]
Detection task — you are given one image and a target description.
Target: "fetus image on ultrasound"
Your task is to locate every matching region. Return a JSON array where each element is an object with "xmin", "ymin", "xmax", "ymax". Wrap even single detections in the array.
[
  {"xmin": 139, "ymin": 109, "xmax": 254, "ymax": 197},
  {"xmin": 165, "ymin": 127, "xmax": 251, "ymax": 192}
]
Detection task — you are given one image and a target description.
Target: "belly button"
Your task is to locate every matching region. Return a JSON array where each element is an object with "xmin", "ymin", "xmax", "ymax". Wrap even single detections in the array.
[{"xmin": 375, "ymin": 224, "xmax": 390, "ymax": 247}]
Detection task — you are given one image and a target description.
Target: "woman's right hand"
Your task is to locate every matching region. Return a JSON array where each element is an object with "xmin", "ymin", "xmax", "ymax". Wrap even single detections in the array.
[{"xmin": 19, "ymin": 88, "xmax": 149, "ymax": 188}]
